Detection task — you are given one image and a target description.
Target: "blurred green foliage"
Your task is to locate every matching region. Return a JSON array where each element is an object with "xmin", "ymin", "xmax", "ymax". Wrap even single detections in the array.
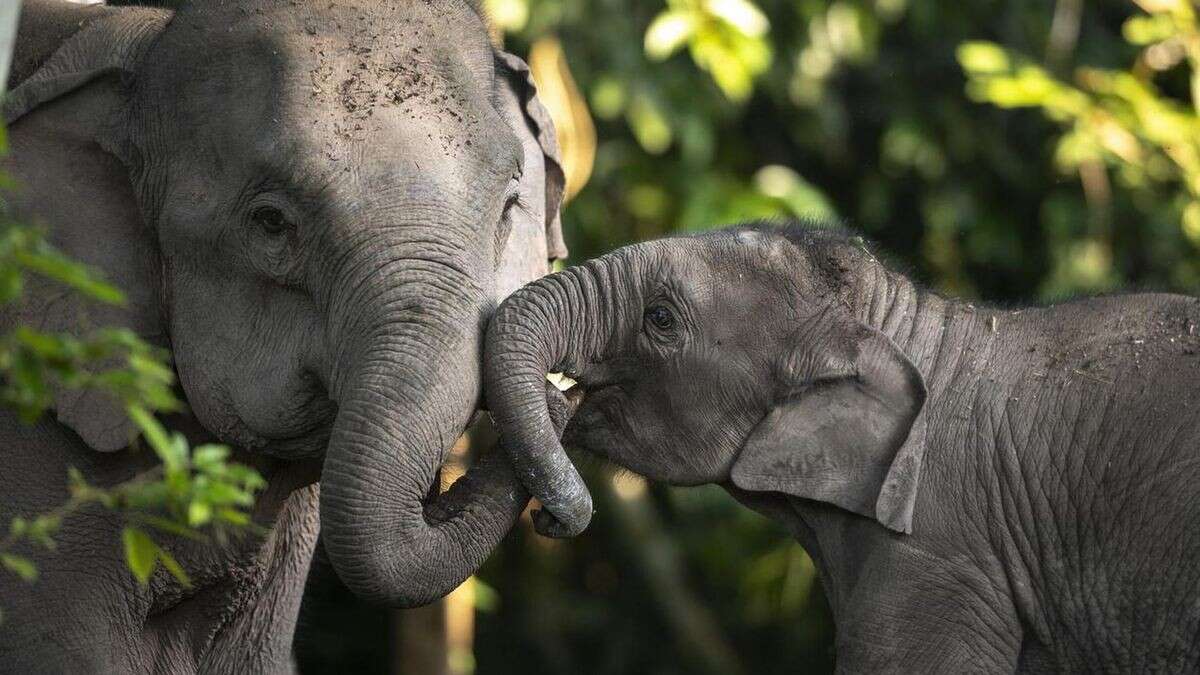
[{"xmin": 961, "ymin": 0, "xmax": 1200, "ymax": 294}]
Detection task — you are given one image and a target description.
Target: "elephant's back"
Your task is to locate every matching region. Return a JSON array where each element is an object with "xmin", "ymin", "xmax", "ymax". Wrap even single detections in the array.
[{"xmin": 962, "ymin": 292, "xmax": 1200, "ymax": 672}]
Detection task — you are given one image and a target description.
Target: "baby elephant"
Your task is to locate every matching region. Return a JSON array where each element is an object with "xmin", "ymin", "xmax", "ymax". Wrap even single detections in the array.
[{"xmin": 485, "ymin": 221, "xmax": 1200, "ymax": 673}]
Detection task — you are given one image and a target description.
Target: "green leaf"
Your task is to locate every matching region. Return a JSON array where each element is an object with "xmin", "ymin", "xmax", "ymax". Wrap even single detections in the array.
[
  {"xmin": 957, "ymin": 41, "xmax": 1011, "ymax": 75},
  {"xmin": 28, "ymin": 515, "xmax": 61, "ymax": 549},
  {"xmin": 13, "ymin": 249, "xmax": 126, "ymax": 305},
  {"xmin": 645, "ymin": 10, "xmax": 696, "ymax": 60},
  {"xmin": 223, "ymin": 464, "xmax": 267, "ymax": 491},
  {"xmin": 122, "ymin": 527, "xmax": 158, "ymax": 586},
  {"xmin": 168, "ymin": 433, "xmax": 191, "ymax": 470},
  {"xmin": 126, "ymin": 406, "xmax": 183, "ymax": 470},
  {"xmin": 706, "ymin": 0, "xmax": 769, "ymax": 37},
  {"xmin": 0, "ymin": 267, "xmax": 21, "ymax": 304},
  {"xmin": 187, "ymin": 500, "xmax": 212, "ymax": 527},
  {"xmin": 131, "ymin": 514, "xmax": 206, "ymax": 542},
  {"xmin": 66, "ymin": 466, "xmax": 89, "ymax": 496},
  {"xmin": 482, "ymin": 0, "xmax": 528, "ymax": 32},
  {"xmin": 1, "ymin": 553, "xmax": 38, "ymax": 582},
  {"xmin": 627, "ymin": 94, "xmax": 673, "ymax": 154},
  {"xmin": 165, "ymin": 467, "xmax": 191, "ymax": 500},
  {"xmin": 215, "ymin": 507, "xmax": 251, "ymax": 527},
  {"xmin": 192, "ymin": 444, "xmax": 230, "ymax": 470},
  {"xmin": 1122, "ymin": 14, "xmax": 1178, "ymax": 46},
  {"xmin": 155, "ymin": 548, "xmax": 192, "ymax": 589},
  {"xmin": 200, "ymin": 480, "xmax": 255, "ymax": 507},
  {"xmin": 120, "ymin": 482, "xmax": 169, "ymax": 510}
]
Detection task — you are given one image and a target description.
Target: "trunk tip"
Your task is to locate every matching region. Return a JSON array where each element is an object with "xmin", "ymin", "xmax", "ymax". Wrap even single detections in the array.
[{"xmin": 532, "ymin": 490, "xmax": 593, "ymax": 538}]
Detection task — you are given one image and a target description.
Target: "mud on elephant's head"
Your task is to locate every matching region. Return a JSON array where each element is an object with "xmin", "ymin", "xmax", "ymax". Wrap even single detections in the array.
[{"xmin": 5, "ymin": 0, "xmax": 567, "ymax": 605}]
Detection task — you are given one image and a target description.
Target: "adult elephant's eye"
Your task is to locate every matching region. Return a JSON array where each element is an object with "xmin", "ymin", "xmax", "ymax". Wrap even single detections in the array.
[
  {"xmin": 250, "ymin": 206, "xmax": 290, "ymax": 235},
  {"xmin": 645, "ymin": 305, "xmax": 676, "ymax": 331}
]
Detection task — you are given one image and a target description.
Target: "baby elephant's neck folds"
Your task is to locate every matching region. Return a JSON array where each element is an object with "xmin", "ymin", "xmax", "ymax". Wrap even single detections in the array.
[{"xmin": 848, "ymin": 266, "xmax": 978, "ymax": 397}]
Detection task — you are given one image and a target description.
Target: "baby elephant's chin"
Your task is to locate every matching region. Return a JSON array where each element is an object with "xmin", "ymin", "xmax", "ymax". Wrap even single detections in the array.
[{"xmin": 562, "ymin": 396, "xmax": 624, "ymax": 463}]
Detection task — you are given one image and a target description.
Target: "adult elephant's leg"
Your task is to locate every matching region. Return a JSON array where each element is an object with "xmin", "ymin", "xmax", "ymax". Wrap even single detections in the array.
[{"xmin": 200, "ymin": 481, "xmax": 321, "ymax": 674}]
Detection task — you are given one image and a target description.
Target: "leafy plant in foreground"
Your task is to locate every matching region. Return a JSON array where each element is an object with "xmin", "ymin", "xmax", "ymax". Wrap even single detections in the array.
[{"xmin": 0, "ymin": 123, "xmax": 265, "ymax": 620}]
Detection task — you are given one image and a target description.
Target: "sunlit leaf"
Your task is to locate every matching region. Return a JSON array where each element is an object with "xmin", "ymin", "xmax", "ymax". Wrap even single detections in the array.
[
  {"xmin": 956, "ymin": 41, "xmax": 1010, "ymax": 75},
  {"xmin": 706, "ymin": 0, "xmax": 769, "ymax": 37},
  {"xmin": 482, "ymin": 0, "xmax": 528, "ymax": 33},
  {"xmin": 156, "ymin": 547, "xmax": 191, "ymax": 589},
  {"xmin": 127, "ymin": 406, "xmax": 183, "ymax": 471},
  {"xmin": 1123, "ymin": 14, "xmax": 1178, "ymax": 45},
  {"xmin": 753, "ymin": 165, "xmax": 838, "ymax": 220},
  {"xmin": 187, "ymin": 500, "xmax": 213, "ymax": 528},
  {"xmin": 1182, "ymin": 201, "xmax": 1200, "ymax": 245},
  {"xmin": 192, "ymin": 444, "xmax": 230, "ymax": 471},
  {"xmin": 645, "ymin": 10, "xmax": 696, "ymax": 60},
  {"xmin": 122, "ymin": 527, "xmax": 157, "ymax": 586}
]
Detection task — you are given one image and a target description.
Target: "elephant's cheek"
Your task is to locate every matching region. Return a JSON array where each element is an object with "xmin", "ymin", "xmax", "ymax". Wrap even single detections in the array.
[{"xmin": 229, "ymin": 360, "xmax": 328, "ymax": 437}]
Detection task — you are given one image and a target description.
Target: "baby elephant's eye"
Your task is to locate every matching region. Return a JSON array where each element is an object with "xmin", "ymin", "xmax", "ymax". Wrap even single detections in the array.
[
  {"xmin": 250, "ymin": 206, "xmax": 290, "ymax": 235},
  {"xmin": 645, "ymin": 305, "xmax": 676, "ymax": 331}
]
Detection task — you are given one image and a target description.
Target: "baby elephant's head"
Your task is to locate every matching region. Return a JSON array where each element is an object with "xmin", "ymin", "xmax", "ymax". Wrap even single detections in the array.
[{"xmin": 485, "ymin": 223, "xmax": 928, "ymax": 538}]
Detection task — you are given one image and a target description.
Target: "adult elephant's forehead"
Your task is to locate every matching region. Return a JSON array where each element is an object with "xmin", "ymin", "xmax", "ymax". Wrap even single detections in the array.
[
  {"xmin": 141, "ymin": 0, "xmax": 510, "ymax": 167},
  {"xmin": 163, "ymin": 0, "xmax": 491, "ymax": 46}
]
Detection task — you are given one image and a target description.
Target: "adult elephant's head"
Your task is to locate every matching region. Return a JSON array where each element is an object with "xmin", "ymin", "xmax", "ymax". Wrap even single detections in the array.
[{"xmin": 5, "ymin": 0, "xmax": 567, "ymax": 605}]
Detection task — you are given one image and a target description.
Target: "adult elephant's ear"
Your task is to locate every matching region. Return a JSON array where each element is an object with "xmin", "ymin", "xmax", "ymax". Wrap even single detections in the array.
[
  {"xmin": 5, "ymin": 3, "xmax": 171, "ymax": 124},
  {"xmin": 4, "ymin": 1, "xmax": 173, "ymax": 452},
  {"xmin": 494, "ymin": 51, "xmax": 568, "ymax": 265},
  {"xmin": 731, "ymin": 315, "xmax": 928, "ymax": 534}
]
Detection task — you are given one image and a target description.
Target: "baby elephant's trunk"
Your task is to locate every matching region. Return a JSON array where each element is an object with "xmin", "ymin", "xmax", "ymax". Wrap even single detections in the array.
[{"xmin": 484, "ymin": 260, "xmax": 619, "ymax": 537}]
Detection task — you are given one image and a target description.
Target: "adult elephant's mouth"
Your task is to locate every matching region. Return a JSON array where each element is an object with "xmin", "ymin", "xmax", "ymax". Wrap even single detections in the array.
[{"xmin": 260, "ymin": 428, "xmax": 335, "ymax": 460}]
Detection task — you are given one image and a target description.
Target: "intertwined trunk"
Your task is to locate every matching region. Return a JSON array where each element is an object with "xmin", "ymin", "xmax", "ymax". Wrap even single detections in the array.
[
  {"xmin": 318, "ymin": 253, "xmax": 527, "ymax": 607},
  {"xmin": 484, "ymin": 258, "xmax": 631, "ymax": 537}
]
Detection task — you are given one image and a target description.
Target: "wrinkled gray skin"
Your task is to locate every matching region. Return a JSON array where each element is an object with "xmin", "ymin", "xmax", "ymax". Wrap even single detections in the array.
[
  {"xmin": 487, "ymin": 221, "xmax": 1200, "ymax": 673},
  {"xmin": 0, "ymin": 0, "xmax": 569, "ymax": 671}
]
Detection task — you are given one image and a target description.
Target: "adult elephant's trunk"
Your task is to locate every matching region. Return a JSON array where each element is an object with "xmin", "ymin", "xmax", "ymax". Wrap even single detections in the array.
[
  {"xmin": 484, "ymin": 259, "xmax": 623, "ymax": 538},
  {"xmin": 319, "ymin": 258, "xmax": 530, "ymax": 608}
]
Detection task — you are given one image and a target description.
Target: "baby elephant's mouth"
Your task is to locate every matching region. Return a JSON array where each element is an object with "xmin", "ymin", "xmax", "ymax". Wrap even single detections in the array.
[
  {"xmin": 550, "ymin": 374, "xmax": 589, "ymax": 423},
  {"xmin": 555, "ymin": 373, "xmax": 628, "ymax": 458}
]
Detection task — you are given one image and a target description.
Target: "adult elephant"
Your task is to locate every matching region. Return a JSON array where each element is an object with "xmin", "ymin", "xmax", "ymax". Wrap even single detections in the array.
[{"xmin": 0, "ymin": 0, "xmax": 566, "ymax": 670}]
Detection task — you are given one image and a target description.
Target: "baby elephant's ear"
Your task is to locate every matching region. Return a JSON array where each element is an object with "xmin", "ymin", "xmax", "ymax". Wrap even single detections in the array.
[{"xmin": 731, "ymin": 320, "xmax": 927, "ymax": 533}]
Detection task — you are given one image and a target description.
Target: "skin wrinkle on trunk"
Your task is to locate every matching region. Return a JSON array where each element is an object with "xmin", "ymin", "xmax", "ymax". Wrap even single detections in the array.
[
  {"xmin": 322, "ymin": 337, "xmax": 497, "ymax": 606},
  {"xmin": 485, "ymin": 258, "xmax": 635, "ymax": 537},
  {"xmin": 318, "ymin": 248, "xmax": 522, "ymax": 607}
]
